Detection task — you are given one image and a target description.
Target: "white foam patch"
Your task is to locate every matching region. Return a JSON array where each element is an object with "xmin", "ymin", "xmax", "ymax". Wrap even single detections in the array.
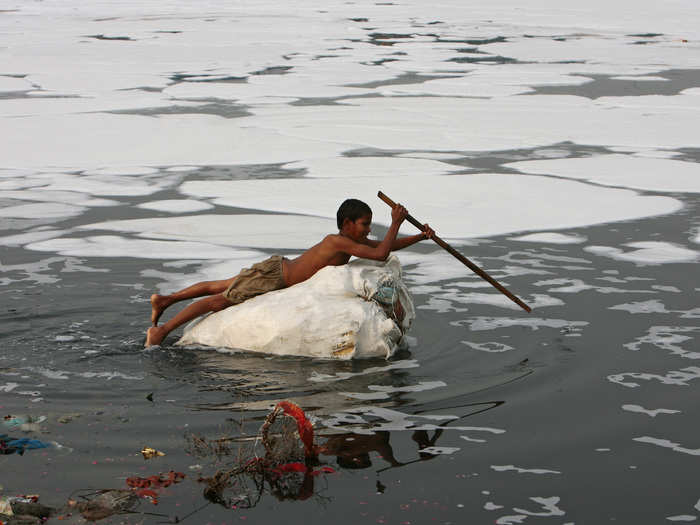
[
  {"xmin": 36, "ymin": 172, "xmax": 170, "ymax": 197},
  {"xmin": 341, "ymin": 381, "xmax": 447, "ymax": 400},
  {"xmin": 496, "ymin": 516, "xmax": 527, "ymax": 525},
  {"xmin": 510, "ymin": 232, "xmax": 586, "ymax": 244},
  {"xmin": 667, "ymin": 516, "xmax": 697, "ymax": 522},
  {"xmin": 26, "ymin": 235, "xmax": 261, "ymax": 260},
  {"xmin": 2, "ymin": 113, "xmax": 349, "ymax": 170},
  {"xmin": 611, "ymin": 76, "xmax": 670, "ymax": 81},
  {"xmin": 0, "ymin": 229, "xmax": 69, "ymax": 247},
  {"xmin": 309, "ymin": 360, "xmax": 420, "ymax": 383},
  {"xmin": 78, "ymin": 214, "xmax": 337, "ymax": 250},
  {"xmin": 24, "ymin": 366, "xmax": 142, "ymax": 381},
  {"xmin": 491, "ymin": 465, "xmax": 561, "ymax": 475},
  {"xmin": 418, "ymin": 446, "xmax": 460, "ymax": 455},
  {"xmin": 322, "ymin": 406, "xmax": 505, "ymax": 435},
  {"xmin": 84, "ymin": 166, "xmax": 159, "ymax": 176},
  {"xmin": 284, "ymin": 156, "xmax": 457, "ymax": 179},
  {"xmin": 0, "ymin": 189, "xmax": 118, "ymax": 207},
  {"xmin": 585, "ymin": 242, "xmax": 699, "ymax": 266},
  {"xmin": 181, "ymin": 175, "xmax": 681, "ymax": 239},
  {"xmin": 462, "ymin": 341, "xmax": 514, "ymax": 353},
  {"xmin": 136, "ymin": 200, "xmax": 214, "ymax": 213},
  {"xmin": 0, "ymin": 76, "xmax": 33, "ymax": 92},
  {"xmin": 461, "ymin": 435, "xmax": 487, "ymax": 443},
  {"xmin": 534, "ymin": 277, "xmax": 652, "ymax": 294},
  {"xmin": 622, "ymin": 404, "xmax": 681, "ymax": 417},
  {"xmin": 611, "ymin": 300, "xmax": 671, "ymax": 314},
  {"xmin": 0, "ymin": 202, "xmax": 86, "ymax": 219},
  {"xmin": 453, "ymin": 317, "xmax": 588, "ymax": 332},
  {"xmin": 623, "ymin": 326, "xmax": 700, "ymax": 359},
  {"xmin": 513, "ymin": 497, "xmax": 565, "ymax": 517},
  {"xmin": 249, "ymin": 93, "xmax": 700, "ymax": 152},
  {"xmin": 608, "ymin": 366, "xmax": 700, "ymax": 388},
  {"xmin": 506, "ymin": 154, "xmax": 700, "ymax": 193},
  {"xmin": 165, "ymin": 166, "xmax": 200, "ymax": 173},
  {"xmin": 419, "ymin": 291, "xmax": 561, "ymax": 312},
  {"xmin": 634, "ymin": 436, "xmax": 700, "ymax": 456}
]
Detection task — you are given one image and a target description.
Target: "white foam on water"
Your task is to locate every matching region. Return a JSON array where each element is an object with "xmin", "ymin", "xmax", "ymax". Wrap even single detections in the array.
[
  {"xmin": 26, "ymin": 235, "xmax": 260, "ymax": 260},
  {"xmin": 485, "ymin": 502, "xmax": 505, "ymax": 511},
  {"xmin": 623, "ymin": 326, "xmax": 700, "ymax": 359},
  {"xmin": 462, "ymin": 341, "xmax": 514, "ymax": 353},
  {"xmin": 284, "ymin": 156, "xmax": 458, "ymax": 179},
  {"xmin": 419, "ymin": 446, "xmax": 460, "ymax": 455},
  {"xmin": 251, "ymin": 93, "xmax": 700, "ymax": 152},
  {"xmin": 666, "ymin": 516, "xmax": 697, "ymax": 522},
  {"xmin": 453, "ymin": 317, "xmax": 588, "ymax": 332},
  {"xmin": 78, "ymin": 214, "xmax": 339, "ymax": 250},
  {"xmin": 37, "ymin": 171, "xmax": 169, "ymax": 197},
  {"xmin": 461, "ymin": 435, "xmax": 487, "ymax": 443},
  {"xmin": 585, "ymin": 242, "xmax": 699, "ymax": 266},
  {"xmin": 0, "ymin": 229, "xmax": 70, "ymax": 247},
  {"xmin": 136, "ymin": 200, "xmax": 214, "ymax": 213},
  {"xmin": 496, "ymin": 516, "xmax": 527, "ymax": 525},
  {"xmin": 0, "ymin": 202, "xmax": 86, "ymax": 219},
  {"xmin": 308, "ymin": 359, "xmax": 420, "ymax": 383},
  {"xmin": 652, "ymin": 285, "xmax": 682, "ymax": 293},
  {"xmin": 611, "ymin": 300, "xmax": 671, "ymax": 314},
  {"xmin": 533, "ymin": 277, "xmax": 652, "ymax": 294},
  {"xmin": 419, "ymin": 291, "xmax": 562, "ymax": 311},
  {"xmin": 396, "ymin": 153, "xmax": 466, "ymax": 161},
  {"xmin": 0, "ymin": 190, "xmax": 118, "ymax": 207},
  {"xmin": 608, "ymin": 367, "xmax": 700, "ymax": 388},
  {"xmin": 84, "ymin": 166, "xmax": 159, "ymax": 176},
  {"xmin": 0, "ymin": 383, "xmax": 19, "ymax": 392},
  {"xmin": 622, "ymin": 404, "xmax": 681, "ymax": 417},
  {"xmin": 491, "ymin": 465, "xmax": 561, "ymax": 475},
  {"xmin": 510, "ymin": 233, "xmax": 587, "ymax": 244},
  {"xmin": 634, "ymin": 436, "xmax": 700, "ymax": 457},
  {"xmin": 2, "ymin": 113, "xmax": 349, "ymax": 170},
  {"xmin": 611, "ymin": 76, "xmax": 670, "ymax": 81},
  {"xmin": 513, "ymin": 497, "xmax": 565, "ymax": 517},
  {"xmin": 506, "ymin": 154, "xmax": 700, "ymax": 193},
  {"xmin": 180, "ymin": 175, "xmax": 681, "ymax": 239},
  {"xmin": 340, "ymin": 381, "xmax": 447, "ymax": 400},
  {"xmin": 0, "ymin": 76, "xmax": 32, "ymax": 92},
  {"xmin": 165, "ymin": 166, "xmax": 200, "ymax": 173}
]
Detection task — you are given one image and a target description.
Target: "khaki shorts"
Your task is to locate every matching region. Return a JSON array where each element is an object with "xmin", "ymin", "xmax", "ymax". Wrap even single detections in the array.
[{"xmin": 223, "ymin": 255, "xmax": 287, "ymax": 305}]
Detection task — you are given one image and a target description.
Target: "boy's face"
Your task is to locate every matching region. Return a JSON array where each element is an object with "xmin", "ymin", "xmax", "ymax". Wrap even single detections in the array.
[{"xmin": 346, "ymin": 214, "xmax": 372, "ymax": 241}]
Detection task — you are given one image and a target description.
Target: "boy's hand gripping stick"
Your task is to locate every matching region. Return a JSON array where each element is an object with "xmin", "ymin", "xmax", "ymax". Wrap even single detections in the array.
[{"xmin": 377, "ymin": 190, "xmax": 532, "ymax": 313}]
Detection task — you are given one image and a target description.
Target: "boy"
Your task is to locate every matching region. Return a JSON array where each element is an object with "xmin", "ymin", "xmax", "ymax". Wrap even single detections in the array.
[{"xmin": 145, "ymin": 198, "xmax": 434, "ymax": 346}]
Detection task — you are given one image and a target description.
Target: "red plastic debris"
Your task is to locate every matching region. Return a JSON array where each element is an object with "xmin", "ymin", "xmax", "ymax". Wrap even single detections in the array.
[{"xmin": 275, "ymin": 401, "xmax": 315, "ymax": 457}]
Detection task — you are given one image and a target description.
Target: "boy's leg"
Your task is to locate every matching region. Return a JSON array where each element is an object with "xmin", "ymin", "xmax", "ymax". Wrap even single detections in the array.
[
  {"xmin": 145, "ymin": 293, "xmax": 233, "ymax": 347},
  {"xmin": 151, "ymin": 277, "xmax": 236, "ymax": 325}
]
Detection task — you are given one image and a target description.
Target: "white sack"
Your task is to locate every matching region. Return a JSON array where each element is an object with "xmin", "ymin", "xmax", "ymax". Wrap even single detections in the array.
[{"xmin": 176, "ymin": 256, "xmax": 415, "ymax": 359}]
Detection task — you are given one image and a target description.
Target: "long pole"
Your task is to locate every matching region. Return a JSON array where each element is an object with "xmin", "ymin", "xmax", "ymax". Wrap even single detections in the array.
[{"xmin": 377, "ymin": 191, "xmax": 532, "ymax": 313}]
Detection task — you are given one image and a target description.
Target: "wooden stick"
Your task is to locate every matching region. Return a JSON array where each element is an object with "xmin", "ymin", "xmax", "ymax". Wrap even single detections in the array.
[{"xmin": 377, "ymin": 191, "xmax": 532, "ymax": 313}]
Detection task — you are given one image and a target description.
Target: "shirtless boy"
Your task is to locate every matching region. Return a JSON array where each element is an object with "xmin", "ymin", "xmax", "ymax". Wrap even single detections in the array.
[{"xmin": 145, "ymin": 198, "xmax": 434, "ymax": 347}]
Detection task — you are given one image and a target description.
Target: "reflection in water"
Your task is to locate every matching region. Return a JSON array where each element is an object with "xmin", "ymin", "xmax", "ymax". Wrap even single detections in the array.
[{"xmin": 193, "ymin": 400, "xmax": 503, "ymax": 513}]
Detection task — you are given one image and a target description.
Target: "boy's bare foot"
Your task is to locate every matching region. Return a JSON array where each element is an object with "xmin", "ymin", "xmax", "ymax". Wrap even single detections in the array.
[
  {"xmin": 145, "ymin": 326, "xmax": 165, "ymax": 347},
  {"xmin": 150, "ymin": 294, "xmax": 169, "ymax": 326}
]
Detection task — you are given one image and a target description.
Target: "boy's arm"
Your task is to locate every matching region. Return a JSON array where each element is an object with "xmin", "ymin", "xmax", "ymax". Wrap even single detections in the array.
[{"xmin": 364, "ymin": 224, "xmax": 435, "ymax": 251}]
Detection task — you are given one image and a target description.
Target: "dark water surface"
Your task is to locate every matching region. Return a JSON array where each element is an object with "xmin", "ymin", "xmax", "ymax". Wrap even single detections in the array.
[{"xmin": 2, "ymin": 189, "xmax": 698, "ymax": 524}]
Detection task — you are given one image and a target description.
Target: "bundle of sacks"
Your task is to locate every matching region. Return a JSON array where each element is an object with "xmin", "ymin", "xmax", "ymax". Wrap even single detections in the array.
[{"xmin": 176, "ymin": 255, "xmax": 414, "ymax": 359}]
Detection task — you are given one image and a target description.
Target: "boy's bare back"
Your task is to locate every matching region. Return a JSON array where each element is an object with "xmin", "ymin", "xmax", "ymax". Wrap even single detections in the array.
[{"xmin": 283, "ymin": 204, "xmax": 417, "ymax": 287}]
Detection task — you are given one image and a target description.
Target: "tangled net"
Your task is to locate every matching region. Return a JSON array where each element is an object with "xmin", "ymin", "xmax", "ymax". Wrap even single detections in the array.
[{"xmin": 198, "ymin": 401, "xmax": 333, "ymax": 507}]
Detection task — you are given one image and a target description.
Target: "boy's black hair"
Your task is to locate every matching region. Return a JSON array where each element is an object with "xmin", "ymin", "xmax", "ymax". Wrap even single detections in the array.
[{"xmin": 336, "ymin": 198, "xmax": 372, "ymax": 230}]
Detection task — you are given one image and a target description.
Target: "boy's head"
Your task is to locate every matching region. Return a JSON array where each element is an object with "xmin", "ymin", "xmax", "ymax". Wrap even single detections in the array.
[{"xmin": 337, "ymin": 198, "xmax": 372, "ymax": 239}]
